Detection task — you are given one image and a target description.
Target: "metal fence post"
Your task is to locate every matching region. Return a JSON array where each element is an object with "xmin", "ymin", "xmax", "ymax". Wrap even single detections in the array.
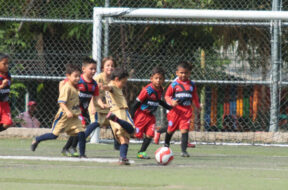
[
  {"xmin": 92, "ymin": 8, "xmax": 103, "ymax": 74},
  {"xmin": 103, "ymin": 0, "xmax": 110, "ymax": 57},
  {"xmin": 269, "ymin": 0, "xmax": 281, "ymax": 132}
]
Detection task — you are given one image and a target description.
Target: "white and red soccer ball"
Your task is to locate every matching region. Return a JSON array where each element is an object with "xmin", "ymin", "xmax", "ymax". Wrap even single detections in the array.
[{"xmin": 155, "ymin": 147, "xmax": 174, "ymax": 165}]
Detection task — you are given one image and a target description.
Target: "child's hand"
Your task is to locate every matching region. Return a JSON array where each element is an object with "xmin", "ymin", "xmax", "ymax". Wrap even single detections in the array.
[
  {"xmin": 101, "ymin": 85, "xmax": 111, "ymax": 91},
  {"xmin": 100, "ymin": 104, "xmax": 110, "ymax": 109},
  {"xmin": 66, "ymin": 111, "xmax": 73, "ymax": 118},
  {"xmin": 1, "ymin": 79, "xmax": 9, "ymax": 88},
  {"xmin": 171, "ymin": 100, "xmax": 178, "ymax": 107}
]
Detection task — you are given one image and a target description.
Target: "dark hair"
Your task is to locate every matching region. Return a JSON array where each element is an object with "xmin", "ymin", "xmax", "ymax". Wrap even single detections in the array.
[
  {"xmin": 101, "ymin": 56, "xmax": 116, "ymax": 70},
  {"xmin": 65, "ymin": 64, "xmax": 81, "ymax": 74},
  {"xmin": 151, "ymin": 67, "xmax": 165, "ymax": 78},
  {"xmin": 110, "ymin": 67, "xmax": 129, "ymax": 80},
  {"xmin": 82, "ymin": 57, "xmax": 97, "ymax": 67},
  {"xmin": 0, "ymin": 53, "xmax": 9, "ymax": 61},
  {"xmin": 177, "ymin": 61, "xmax": 192, "ymax": 71}
]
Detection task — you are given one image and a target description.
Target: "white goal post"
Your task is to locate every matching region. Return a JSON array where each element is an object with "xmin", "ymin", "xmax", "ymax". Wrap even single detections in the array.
[{"xmin": 92, "ymin": 7, "xmax": 287, "ymax": 133}]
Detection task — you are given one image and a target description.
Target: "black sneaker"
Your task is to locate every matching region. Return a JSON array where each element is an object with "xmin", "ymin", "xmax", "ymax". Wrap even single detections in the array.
[
  {"xmin": 106, "ymin": 112, "xmax": 117, "ymax": 121},
  {"xmin": 181, "ymin": 151, "xmax": 190, "ymax": 157},
  {"xmin": 79, "ymin": 155, "xmax": 88, "ymax": 159},
  {"xmin": 119, "ymin": 157, "xmax": 130, "ymax": 165},
  {"xmin": 31, "ymin": 140, "xmax": 39, "ymax": 152}
]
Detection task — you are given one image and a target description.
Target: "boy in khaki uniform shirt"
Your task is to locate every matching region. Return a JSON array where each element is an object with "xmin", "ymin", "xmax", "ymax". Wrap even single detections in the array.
[
  {"xmin": 104, "ymin": 68, "xmax": 135, "ymax": 165},
  {"xmin": 31, "ymin": 64, "xmax": 87, "ymax": 158}
]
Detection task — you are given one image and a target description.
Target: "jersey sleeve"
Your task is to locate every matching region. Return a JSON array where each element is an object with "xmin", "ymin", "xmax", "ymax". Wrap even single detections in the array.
[
  {"xmin": 164, "ymin": 84, "xmax": 174, "ymax": 105},
  {"xmin": 93, "ymin": 84, "xmax": 99, "ymax": 96},
  {"xmin": 136, "ymin": 88, "xmax": 148, "ymax": 102},
  {"xmin": 58, "ymin": 84, "xmax": 70, "ymax": 103}
]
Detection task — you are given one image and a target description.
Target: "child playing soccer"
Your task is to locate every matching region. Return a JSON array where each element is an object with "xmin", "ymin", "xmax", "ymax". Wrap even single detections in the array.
[
  {"xmin": 61, "ymin": 58, "xmax": 107, "ymax": 156},
  {"xmin": 88, "ymin": 57, "xmax": 120, "ymax": 150},
  {"xmin": 0, "ymin": 53, "xmax": 13, "ymax": 132},
  {"xmin": 104, "ymin": 68, "xmax": 135, "ymax": 165},
  {"xmin": 164, "ymin": 62, "xmax": 200, "ymax": 157},
  {"xmin": 31, "ymin": 64, "xmax": 88, "ymax": 158},
  {"xmin": 130, "ymin": 67, "xmax": 172, "ymax": 159}
]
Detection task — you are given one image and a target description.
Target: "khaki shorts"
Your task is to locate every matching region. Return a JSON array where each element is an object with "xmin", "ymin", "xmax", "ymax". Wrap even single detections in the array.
[
  {"xmin": 89, "ymin": 112, "xmax": 110, "ymax": 127},
  {"xmin": 110, "ymin": 109, "xmax": 135, "ymax": 142},
  {"xmin": 51, "ymin": 112, "xmax": 84, "ymax": 136}
]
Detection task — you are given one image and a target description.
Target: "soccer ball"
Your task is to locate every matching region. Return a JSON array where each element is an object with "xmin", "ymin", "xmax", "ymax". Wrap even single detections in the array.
[{"xmin": 155, "ymin": 147, "xmax": 174, "ymax": 165}]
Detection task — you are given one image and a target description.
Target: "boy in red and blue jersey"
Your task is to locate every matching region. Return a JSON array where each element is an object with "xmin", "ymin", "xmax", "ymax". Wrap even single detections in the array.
[
  {"xmin": 0, "ymin": 53, "xmax": 13, "ymax": 132},
  {"xmin": 131, "ymin": 67, "xmax": 171, "ymax": 159},
  {"xmin": 164, "ymin": 62, "xmax": 200, "ymax": 157}
]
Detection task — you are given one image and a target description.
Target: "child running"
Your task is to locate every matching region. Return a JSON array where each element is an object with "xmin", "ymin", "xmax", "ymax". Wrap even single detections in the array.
[
  {"xmin": 0, "ymin": 53, "xmax": 13, "ymax": 132},
  {"xmin": 104, "ymin": 68, "xmax": 135, "ymax": 165},
  {"xmin": 164, "ymin": 62, "xmax": 200, "ymax": 157},
  {"xmin": 130, "ymin": 67, "xmax": 172, "ymax": 159},
  {"xmin": 31, "ymin": 64, "xmax": 92, "ymax": 158},
  {"xmin": 60, "ymin": 58, "xmax": 107, "ymax": 156},
  {"xmin": 88, "ymin": 57, "xmax": 120, "ymax": 150}
]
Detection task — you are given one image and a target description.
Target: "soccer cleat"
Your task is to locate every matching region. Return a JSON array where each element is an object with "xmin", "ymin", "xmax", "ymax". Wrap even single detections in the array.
[
  {"xmin": 31, "ymin": 140, "xmax": 39, "ymax": 152},
  {"xmin": 118, "ymin": 157, "xmax": 130, "ymax": 165},
  {"xmin": 79, "ymin": 155, "xmax": 88, "ymax": 159},
  {"xmin": 61, "ymin": 149, "xmax": 72, "ymax": 157},
  {"xmin": 187, "ymin": 143, "xmax": 196, "ymax": 148},
  {"xmin": 137, "ymin": 152, "xmax": 151, "ymax": 159},
  {"xmin": 154, "ymin": 132, "xmax": 161, "ymax": 144},
  {"xmin": 106, "ymin": 112, "xmax": 117, "ymax": 121},
  {"xmin": 69, "ymin": 148, "xmax": 79, "ymax": 157},
  {"xmin": 181, "ymin": 151, "xmax": 190, "ymax": 157}
]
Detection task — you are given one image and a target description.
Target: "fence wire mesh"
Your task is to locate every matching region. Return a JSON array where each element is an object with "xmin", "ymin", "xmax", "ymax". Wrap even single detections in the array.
[{"xmin": 0, "ymin": 0, "xmax": 287, "ymax": 144}]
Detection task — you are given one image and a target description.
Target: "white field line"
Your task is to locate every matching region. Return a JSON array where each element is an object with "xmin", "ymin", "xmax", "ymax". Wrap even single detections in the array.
[{"xmin": 0, "ymin": 156, "xmax": 135, "ymax": 163}]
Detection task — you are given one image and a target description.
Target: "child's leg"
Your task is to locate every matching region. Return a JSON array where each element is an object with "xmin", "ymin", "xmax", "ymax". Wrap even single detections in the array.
[
  {"xmin": 62, "ymin": 136, "xmax": 74, "ymax": 151},
  {"xmin": 164, "ymin": 131, "xmax": 174, "ymax": 147},
  {"xmin": 84, "ymin": 122, "xmax": 100, "ymax": 138},
  {"xmin": 119, "ymin": 136, "xmax": 129, "ymax": 160},
  {"xmin": 139, "ymin": 137, "xmax": 152, "ymax": 152},
  {"xmin": 181, "ymin": 129, "xmax": 189, "ymax": 153},
  {"xmin": 106, "ymin": 112, "xmax": 134, "ymax": 134},
  {"xmin": 78, "ymin": 131, "xmax": 86, "ymax": 157},
  {"xmin": 0, "ymin": 124, "xmax": 6, "ymax": 132},
  {"xmin": 31, "ymin": 133, "xmax": 58, "ymax": 151},
  {"xmin": 71, "ymin": 136, "xmax": 79, "ymax": 149}
]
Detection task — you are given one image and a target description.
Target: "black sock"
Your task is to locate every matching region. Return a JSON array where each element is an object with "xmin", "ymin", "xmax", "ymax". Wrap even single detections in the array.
[
  {"xmin": 115, "ymin": 118, "xmax": 135, "ymax": 134},
  {"xmin": 139, "ymin": 137, "xmax": 152, "ymax": 152},
  {"xmin": 181, "ymin": 133, "xmax": 188, "ymax": 153},
  {"xmin": 78, "ymin": 132, "xmax": 86, "ymax": 156},
  {"xmin": 36, "ymin": 133, "xmax": 58, "ymax": 143},
  {"xmin": 158, "ymin": 126, "xmax": 168, "ymax": 134},
  {"xmin": 0, "ymin": 124, "xmax": 7, "ymax": 132},
  {"xmin": 71, "ymin": 136, "xmax": 78, "ymax": 149},
  {"xmin": 164, "ymin": 132, "xmax": 173, "ymax": 147},
  {"xmin": 63, "ymin": 136, "xmax": 73, "ymax": 150},
  {"xmin": 120, "ymin": 144, "xmax": 128, "ymax": 159},
  {"xmin": 84, "ymin": 122, "xmax": 99, "ymax": 138}
]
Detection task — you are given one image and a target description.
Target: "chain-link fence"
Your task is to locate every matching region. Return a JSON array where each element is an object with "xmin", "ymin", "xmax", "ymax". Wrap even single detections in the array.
[{"xmin": 0, "ymin": 0, "xmax": 287, "ymax": 144}]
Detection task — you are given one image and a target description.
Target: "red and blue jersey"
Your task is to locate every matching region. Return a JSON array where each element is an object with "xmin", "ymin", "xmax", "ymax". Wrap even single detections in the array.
[
  {"xmin": 136, "ymin": 83, "xmax": 163, "ymax": 114},
  {"xmin": 78, "ymin": 74, "xmax": 99, "ymax": 114},
  {"xmin": 165, "ymin": 79, "xmax": 200, "ymax": 110},
  {"xmin": 0, "ymin": 72, "xmax": 11, "ymax": 102}
]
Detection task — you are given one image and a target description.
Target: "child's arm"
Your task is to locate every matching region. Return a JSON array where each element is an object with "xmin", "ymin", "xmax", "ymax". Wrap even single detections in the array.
[
  {"xmin": 58, "ymin": 80, "xmax": 65, "ymax": 92},
  {"xmin": 165, "ymin": 85, "xmax": 178, "ymax": 107},
  {"xmin": 130, "ymin": 100, "xmax": 141, "ymax": 118},
  {"xmin": 59, "ymin": 103, "xmax": 73, "ymax": 118},
  {"xmin": 159, "ymin": 100, "xmax": 172, "ymax": 110},
  {"xmin": 93, "ymin": 96, "xmax": 109, "ymax": 109},
  {"xmin": 0, "ymin": 79, "xmax": 9, "ymax": 89}
]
